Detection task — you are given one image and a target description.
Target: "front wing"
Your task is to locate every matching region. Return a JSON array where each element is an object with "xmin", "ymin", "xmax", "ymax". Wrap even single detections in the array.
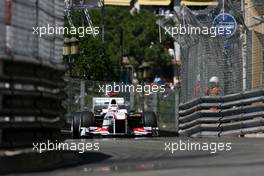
[{"xmin": 80, "ymin": 126, "xmax": 159, "ymax": 137}]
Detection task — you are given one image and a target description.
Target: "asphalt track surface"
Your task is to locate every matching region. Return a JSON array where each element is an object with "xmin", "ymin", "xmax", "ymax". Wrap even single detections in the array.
[{"xmin": 6, "ymin": 137, "xmax": 264, "ymax": 176}]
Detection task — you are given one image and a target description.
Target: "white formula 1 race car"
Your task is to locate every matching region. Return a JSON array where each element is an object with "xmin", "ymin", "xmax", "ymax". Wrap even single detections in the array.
[{"xmin": 71, "ymin": 97, "xmax": 158, "ymax": 138}]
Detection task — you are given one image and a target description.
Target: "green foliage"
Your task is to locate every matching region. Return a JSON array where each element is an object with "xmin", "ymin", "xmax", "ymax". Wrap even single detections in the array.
[
  {"xmin": 74, "ymin": 37, "xmax": 112, "ymax": 80},
  {"xmin": 65, "ymin": 7, "xmax": 171, "ymax": 80}
]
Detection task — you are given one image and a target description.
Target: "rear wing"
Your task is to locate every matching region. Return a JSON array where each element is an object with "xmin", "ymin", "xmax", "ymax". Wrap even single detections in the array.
[
  {"xmin": 93, "ymin": 97, "xmax": 125, "ymax": 105},
  {"xmin": 92, "ymin": 97, "xmax": 125, "ymax": 111}
]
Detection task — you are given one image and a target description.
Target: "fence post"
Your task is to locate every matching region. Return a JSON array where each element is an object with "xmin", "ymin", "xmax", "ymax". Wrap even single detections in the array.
[
  {"xmin": 80, "ymin": 80, "xmax": 85, "ymax": 111},
  {"xmin": 142, "ymin": 82, "xmax": 145, "ymax": 114},
  {"xmin": 0, "ymin": 61, "xmax": 2, "ymax": 145},
  {"xmin": 130, "ymin": 83, "xmax": 134, "ymax": 111},
  {"xmin": 0, "ymin": 61, "xmax": 3, "ymax": 111},
  {"xmin": 153, "ymin": 91, "xmax": 158, "ymax": 114},
  {"xmin": 173, "ymin": 40, "xmax": 181, "ymax": 132},
  {"xmin": 175, "ymin": 86, "xmax": 180, "ymax": 132},
  {"xmin": 0, "ymin": 129, "xmax": 2, "ymax": 146}
]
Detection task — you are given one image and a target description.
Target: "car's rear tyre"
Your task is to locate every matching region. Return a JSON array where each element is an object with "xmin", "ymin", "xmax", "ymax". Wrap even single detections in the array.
[
  {"xmin": 143, "ymin": 111, "xmax": 157, "ymax": 127},
  {"xmin": 72, "ymin": 112, "xmax": 81, "ymax": 139},
  {"xmin": 81, "ymin": 111, "xmax": 94, "ymax": 127}
]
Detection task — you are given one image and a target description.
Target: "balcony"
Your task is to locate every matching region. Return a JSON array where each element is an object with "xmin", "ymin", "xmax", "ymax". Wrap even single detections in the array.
[
  {"xmin": 181, "ymin": 0, "xmax": 218, "ymax": 6},
  {"xmin": 104, "ymin": 0, "xmax": 131, "ymax": 6}
]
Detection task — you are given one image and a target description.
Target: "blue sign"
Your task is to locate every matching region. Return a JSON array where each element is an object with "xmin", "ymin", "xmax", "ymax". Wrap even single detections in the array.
[
  {"xmin": 213, "ymin": 13, "xmax": 237, "ymax": 38},
  {"xmin": 224, "ymin": 40, "xmax": 232, "ymax": 49}
]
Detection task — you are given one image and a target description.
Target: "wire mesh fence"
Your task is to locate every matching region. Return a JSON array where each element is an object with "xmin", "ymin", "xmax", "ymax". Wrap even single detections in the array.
[
  {"xmin": 0, "ymin": 0, "xmax": 64, "ymax": 64},
  {"xmin": 0, "ymin": 0, "xmax": 5, "ymax": 56},
  {"xmin": 0, "ymin": 0, "xmax": 65, "ymax": 148},
  {"xmin": 159, "ymin": 2, "xmax": 264, "ymax": 104}
]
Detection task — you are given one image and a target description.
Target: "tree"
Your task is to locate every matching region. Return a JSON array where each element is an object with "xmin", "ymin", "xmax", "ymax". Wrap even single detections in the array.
[
  {"xmin": 64, "ymin": 7, "xmax": 171, "ymax": 81},
  {"xmin": 74, "ymin": 37, "xmax": 112, "ymax": 80}
]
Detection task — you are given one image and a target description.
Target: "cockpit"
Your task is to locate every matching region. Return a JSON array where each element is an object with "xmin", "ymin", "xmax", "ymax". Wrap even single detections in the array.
[{"xmin": 108, "ymin": 99, "xmax": 119, "ymax": 112}]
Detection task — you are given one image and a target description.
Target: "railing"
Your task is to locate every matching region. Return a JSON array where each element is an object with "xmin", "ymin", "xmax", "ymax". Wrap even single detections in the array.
[{"xmin": 179, "ymin": 89, "xmax": 264, "ymax": 137}]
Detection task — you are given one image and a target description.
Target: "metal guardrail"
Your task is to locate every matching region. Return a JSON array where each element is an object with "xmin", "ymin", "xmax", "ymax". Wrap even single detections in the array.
[
  {"xmin": 179, "ymin": 89, "xmax": 264, "ymax": 137},
  {"xmin": 0, "ymin": 59, "xmax": 65, "ymax": 148}
]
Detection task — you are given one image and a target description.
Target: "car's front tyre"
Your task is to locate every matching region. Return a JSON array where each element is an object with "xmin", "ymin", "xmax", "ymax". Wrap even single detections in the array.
[
  {"xmin": 143, "ymin": 111, "xmax": 158, "ymax": 127},
  {"xmin": 81, "ymin": 111, "xmax": 94, "ymax": 128},
  {"xmin": 72, "ymin": 112, "xmax": 81, "ymax": 139}
]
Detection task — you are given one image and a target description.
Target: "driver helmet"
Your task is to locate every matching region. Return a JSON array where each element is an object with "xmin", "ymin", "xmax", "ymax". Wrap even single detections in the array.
[
  {"xmin": 108, "ymin": 99, "xmax": 119, "ymax": 112},
  {"xmin": 209, "ymin": 76, "xmax": 219, "ymax": 85}
]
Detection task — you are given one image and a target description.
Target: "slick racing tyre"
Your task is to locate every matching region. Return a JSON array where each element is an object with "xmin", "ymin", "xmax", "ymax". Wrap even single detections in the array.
[
  {"xmin": 81, "ymin": 111, "xmax": 94, "ymax": 128},
  {"xmin": 72, "ymin": 112, "xmax": 81, "ymax": 139},
  {"xmin": 143, "ymin": 111, "xmax": 158, "ymax": 127}
]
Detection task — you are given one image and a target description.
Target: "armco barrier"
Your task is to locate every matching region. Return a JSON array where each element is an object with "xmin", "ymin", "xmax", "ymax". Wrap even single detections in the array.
[
  {"xmin": 0, "ymin": 59, "xmax": 66, "ymax": 148},
  {"xmin": 179, "ymin": 89, "xmax": 264, "ymax": 137}
]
